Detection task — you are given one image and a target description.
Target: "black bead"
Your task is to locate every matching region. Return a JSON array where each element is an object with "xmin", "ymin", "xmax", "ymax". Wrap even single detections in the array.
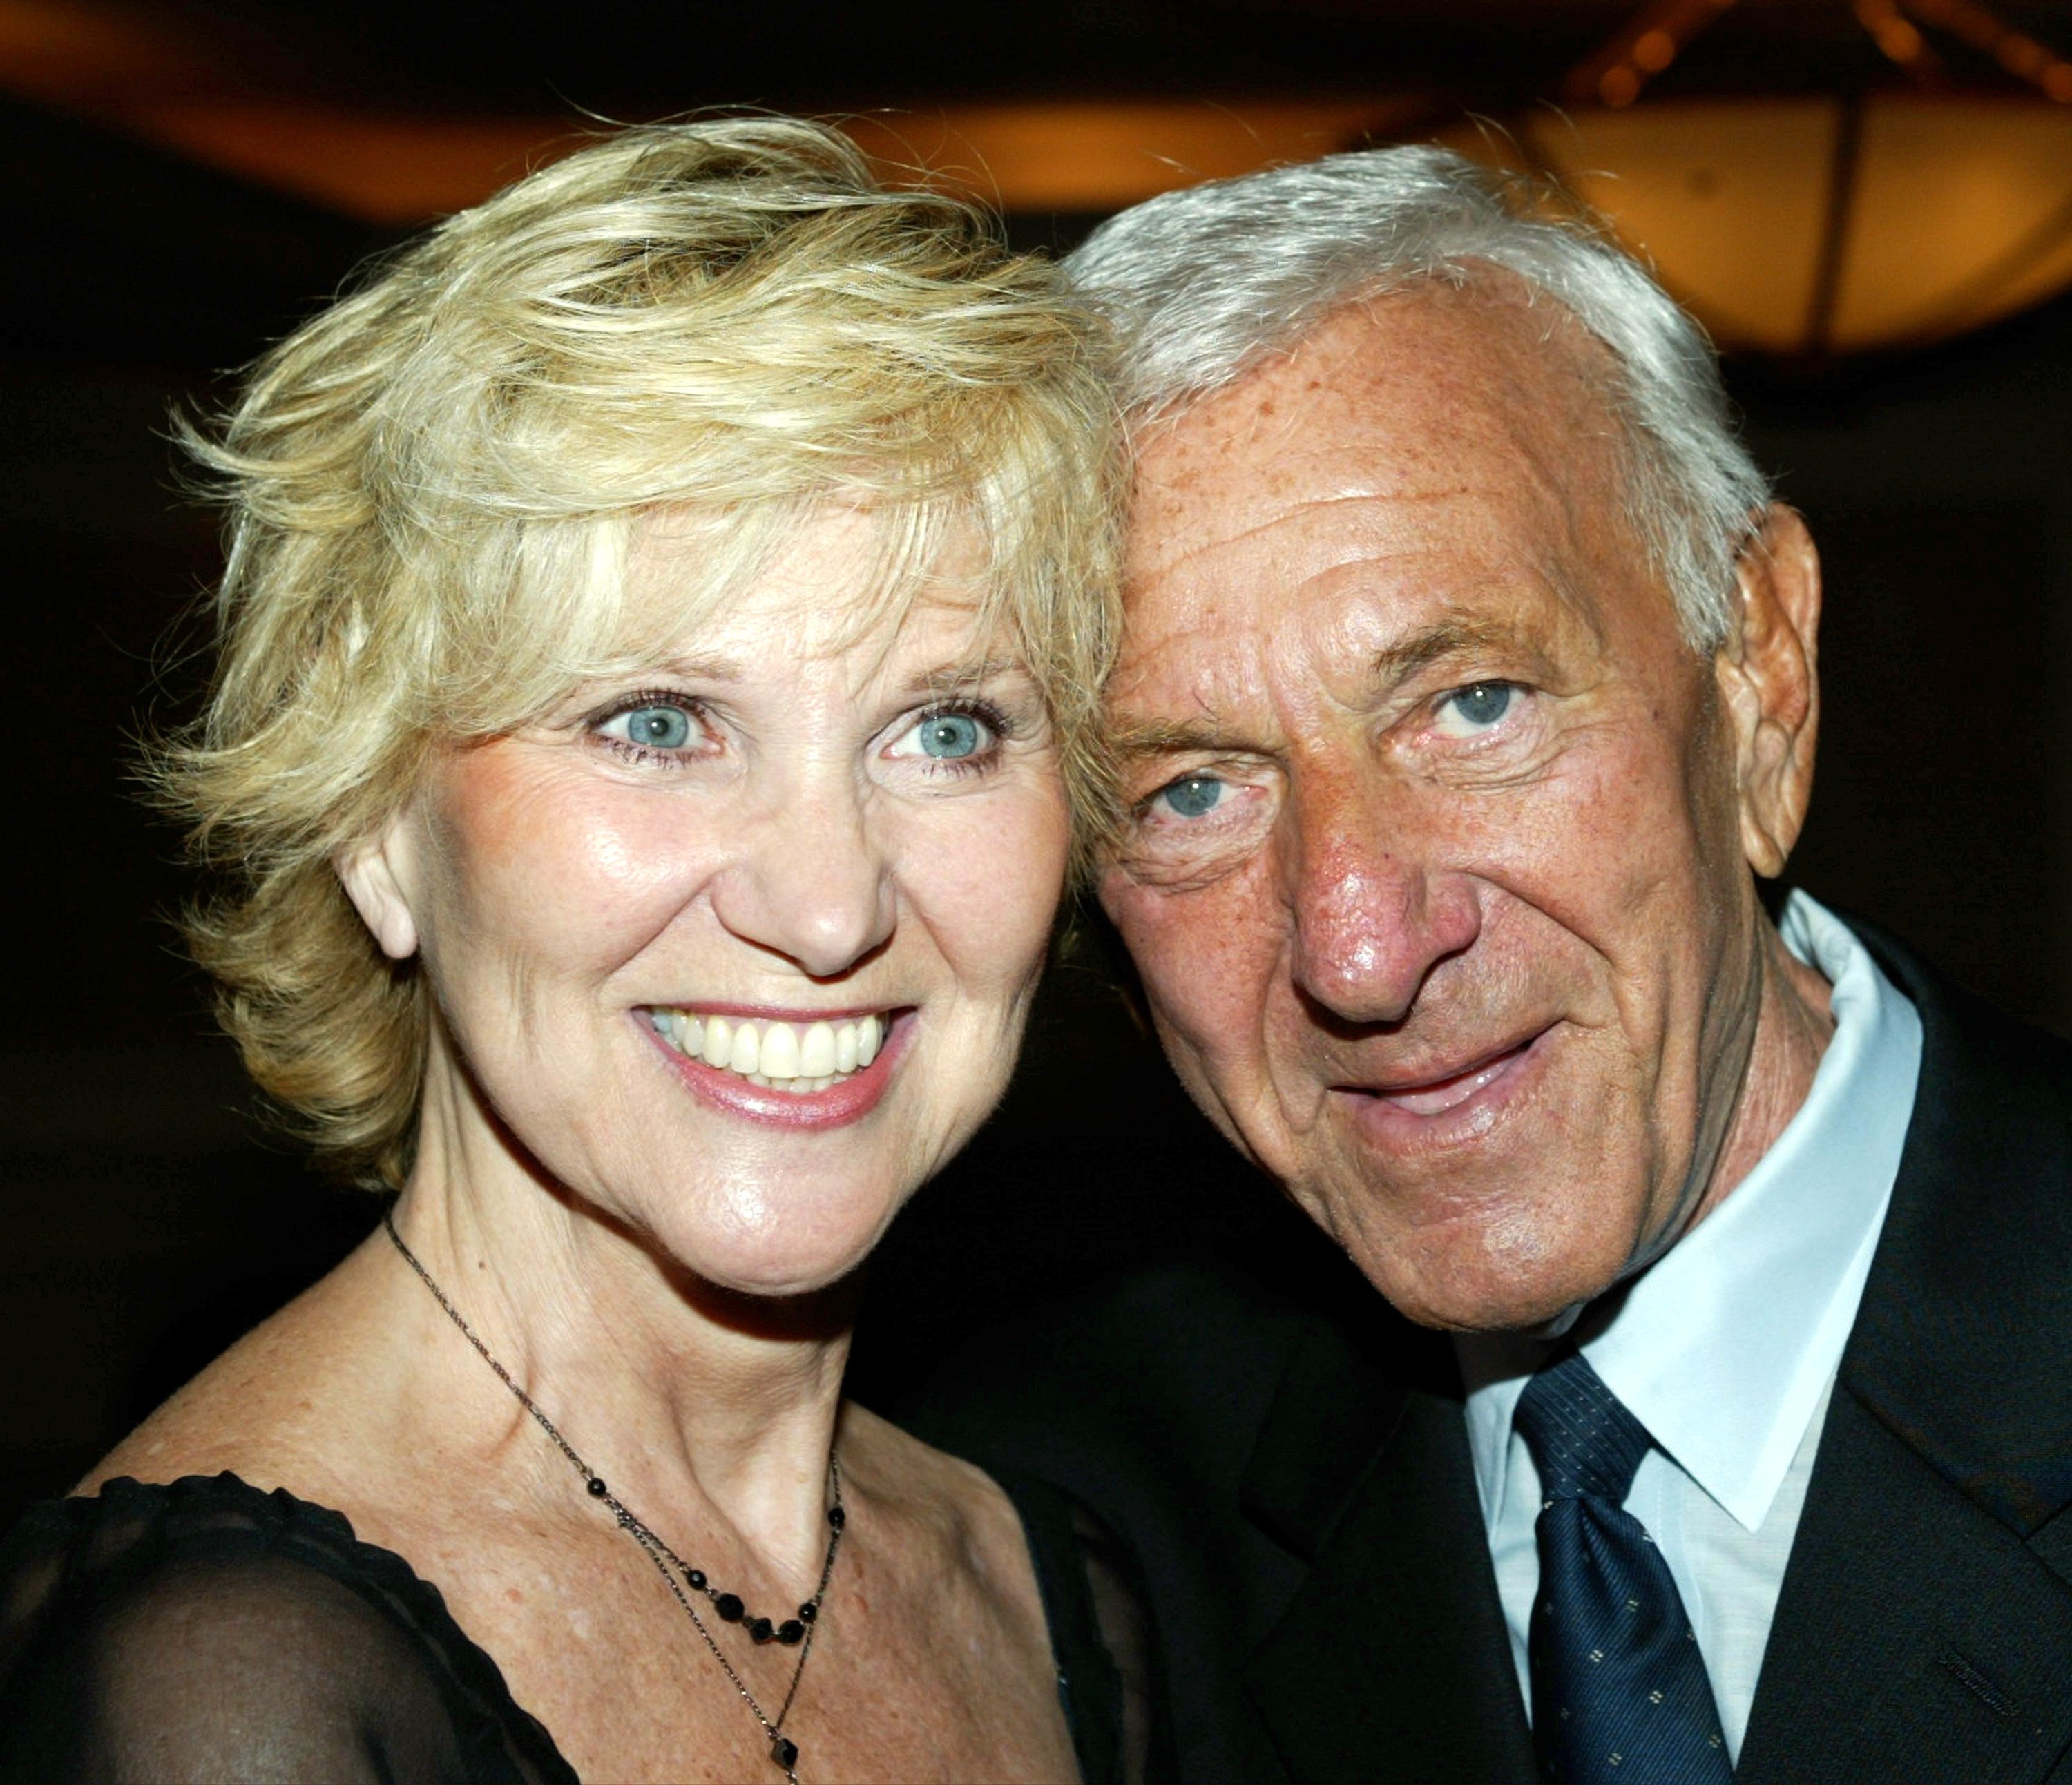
[
  {"xmin": 796, "ymin": 1601, "xmax": 817, "ymax": 1622},
  {"xmin": 586, "ymin": 1477, "xmax": 608, "ymax": 1497},
  {"xmin": 715, "ymin": 1592, "xmax": 745, "ymax": 1622},
  {"xmin": 827, "ymin": 1505, "xmax": 846, "ymax": 1530},
  {"xmin": 686, "ymin": 1569, "xmax": 707, "ymax": 1590},
  {"xmin": 776, "ymin": 1620, "xmax": 806, "ymax": 1645},
  {"xmin": 749, "ymin": 1616, "xmax": 775, "ymax": 1643},
  {"xmin": 771, "ymin": 1735, "xmax": 799, "ymax": 1770}
]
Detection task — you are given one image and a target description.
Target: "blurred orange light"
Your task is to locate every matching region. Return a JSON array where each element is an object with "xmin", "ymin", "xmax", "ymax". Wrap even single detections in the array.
[
  {"xmin": 1446, "ymin": 95, "xmax": 2072, "ymax": 354},
  {"xmin": 1999, "ymin": 36, "xmax": 2049, "ymax": 76},
  {"xmin": 840, "ymin": 99, "xmax": 1418, "ymax": 213},
  {"xmin": 1600, "ymin": 66, "xmax": 1644, "ymax": 106},
  {"xmin": 1632, "ymin": 29, "xmax": 1679, "ymax": 72},
  {"xmin": 8, "ymin": 0, "xmax": 2072, "ymax": 364}
]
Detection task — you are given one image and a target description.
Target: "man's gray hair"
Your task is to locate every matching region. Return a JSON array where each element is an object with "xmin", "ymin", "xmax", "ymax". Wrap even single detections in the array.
[{"xmin": 1064, "ymin": 145, "xmax": 1772, "ymax": 648}]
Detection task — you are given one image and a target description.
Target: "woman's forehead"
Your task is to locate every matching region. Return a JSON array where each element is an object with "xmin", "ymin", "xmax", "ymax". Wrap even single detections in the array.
[
  {"xmin": 658, "ymin": 592, "xmax": 1021, "ymax": 684},
  {"xmin": 631, "ymin": 494, "xmax": 991, "ymax": 587},
  {"xmin": 617, "ymin": 499, "xmax": 1008, "ymax": 653}
]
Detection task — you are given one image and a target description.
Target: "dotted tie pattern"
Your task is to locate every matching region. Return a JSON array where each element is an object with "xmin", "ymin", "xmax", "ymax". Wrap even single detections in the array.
[{"xmin": 1513, "ymin": 1351, "xmax": 1734, "ymax": 1785}]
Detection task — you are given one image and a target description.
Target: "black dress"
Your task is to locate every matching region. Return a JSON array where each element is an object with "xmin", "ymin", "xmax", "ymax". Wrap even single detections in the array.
[{"xmin": 0, "ymin": 1470, "xmax": 1162, "ymax": 1784}]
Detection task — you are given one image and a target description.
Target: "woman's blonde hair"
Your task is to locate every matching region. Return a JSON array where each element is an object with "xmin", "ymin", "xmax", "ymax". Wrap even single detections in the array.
[{"xmin": 154, "ymin": 117, "xmax": 1122, "ymax": 1188}]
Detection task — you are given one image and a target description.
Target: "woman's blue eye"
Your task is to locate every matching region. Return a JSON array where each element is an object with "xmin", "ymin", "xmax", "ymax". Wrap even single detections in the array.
[
  {"xmin": 1159, "ymin": 775, "xmax": 1225, "ymax": 818},
  {"xmin": 622, "ymin": 704, "xmax": 692, "ymax": 749},
  {"xmin": 1445, "ymin": 682, "xmax": 1515, "ymax": 729},
  {"xmin": 918, "ymin": 713, "xmax": 984, "ymax": 760}
]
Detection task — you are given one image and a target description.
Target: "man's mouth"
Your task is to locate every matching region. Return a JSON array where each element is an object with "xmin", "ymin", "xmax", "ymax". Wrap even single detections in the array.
[
  {"xmin": 1366, "ymin": 1033, "xmax": 1543, "ymax": 1117},
  {"xmin": 647, "ymin": 1008, "xmax": 887, "ymax": 1094}
]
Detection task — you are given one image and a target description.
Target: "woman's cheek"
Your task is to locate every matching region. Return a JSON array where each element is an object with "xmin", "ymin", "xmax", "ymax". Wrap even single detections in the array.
[{"xmin": 919, "ymin": 783, "xmax": 1071, "ymax": 982}]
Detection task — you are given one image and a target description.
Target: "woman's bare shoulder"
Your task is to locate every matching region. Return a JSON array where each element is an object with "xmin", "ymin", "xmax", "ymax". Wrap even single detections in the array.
[
  {"xmin": 843, "ymin": 1402, "xmax": 1007, "ymax": 1518},
  {"xmin": 840, "ymin": 1402, "xmax": 1041, "ymax": 1610},
  {"xmin": 82, "ymin": 1229, "xmax": 405, "ymax": 1502}
]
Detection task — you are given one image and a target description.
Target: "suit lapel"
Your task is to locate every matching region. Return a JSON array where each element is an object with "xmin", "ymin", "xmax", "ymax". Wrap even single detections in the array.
[
  {"xmin": 1740, "ymin": 1387, "xmax": 2072, "ymax": 1783},
  {"xmin": 1742, "ymin": 936, "xmax": 2072, "ymax": 1782},
  {"xmin": 1240, "ymin": 1318, "xmax": 1539, "ymax": 1784}
]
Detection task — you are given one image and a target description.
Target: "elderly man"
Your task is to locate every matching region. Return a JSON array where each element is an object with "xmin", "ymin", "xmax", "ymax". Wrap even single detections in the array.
[{"xmin": 912, "ymin": 146, "xmax": 2072, "ymax": 1784}]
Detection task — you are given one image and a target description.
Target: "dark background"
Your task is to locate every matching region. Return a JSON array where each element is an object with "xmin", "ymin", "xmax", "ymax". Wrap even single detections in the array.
[{"xmin": 3, "ymin": 0, "xmax": 2069, "ymax": 1527}]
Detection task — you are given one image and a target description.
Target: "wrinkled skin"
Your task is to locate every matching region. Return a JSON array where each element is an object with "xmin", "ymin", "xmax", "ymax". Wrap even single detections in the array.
[{"xmin": 1101, "ymin": 286, "xmax": 1832, "ymax": 1332}]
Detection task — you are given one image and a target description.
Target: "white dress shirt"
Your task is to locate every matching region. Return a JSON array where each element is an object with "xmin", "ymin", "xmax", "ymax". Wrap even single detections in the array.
[{"xmin": 1455, "ymin": 892, "xmax": 1923, "ymax": 1762}]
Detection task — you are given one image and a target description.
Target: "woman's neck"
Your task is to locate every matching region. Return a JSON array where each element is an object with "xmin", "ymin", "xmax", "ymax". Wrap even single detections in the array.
[{"xmin": 386, "ymin": 1118, "xmax": 861, "ymax": 1585}]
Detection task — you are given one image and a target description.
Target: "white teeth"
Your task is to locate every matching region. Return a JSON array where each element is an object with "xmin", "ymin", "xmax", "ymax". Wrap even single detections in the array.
[
  {"xmin": 655, "ymin": 1010, "xmax": 888, "ymax": 1092},
  {"xmin": 743, "ymin": 1071, "xmax": 839, "ymax": 1092},
  {"xmin": 727, "ymin": 1022, "xmax": 760, "ymax": 1075},
  {"xmin": 759, "ymin": 1022, "xmax": 800, "ymax": 1079},
  {"xmin": 799, "ymin": 1021, "xmax": 835, "ymax": 1078}
]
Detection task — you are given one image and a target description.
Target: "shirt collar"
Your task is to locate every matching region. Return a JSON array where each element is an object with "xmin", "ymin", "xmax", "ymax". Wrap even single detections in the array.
[{"xmin": 1458, "ymin": 892, "xmax": 1923, "ymax": 1533}]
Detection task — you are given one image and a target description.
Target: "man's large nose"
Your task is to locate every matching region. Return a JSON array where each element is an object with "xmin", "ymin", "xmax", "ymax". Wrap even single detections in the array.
[
  {"xmin": 709, "ymin": 778, "xmax": 896, "ymax": 978},
  {"xmin": 1284, "ymin": 775, "xmax": 1481, "ymax": 1025}
]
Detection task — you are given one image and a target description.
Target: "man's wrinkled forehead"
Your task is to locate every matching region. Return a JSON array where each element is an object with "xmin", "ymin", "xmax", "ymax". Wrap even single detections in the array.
[{"xmin": 1123, "ymin": 279, "xmax": 1631, "ymax": 590}]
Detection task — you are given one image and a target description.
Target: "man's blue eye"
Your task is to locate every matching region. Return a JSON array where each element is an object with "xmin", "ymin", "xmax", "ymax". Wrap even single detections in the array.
[
  {"xmin": 1447, "ymin": 683, "xmax": 1514, "ymax": 728},
  {"xmin": 624, "ymin": 705, "xmax": 692, "ymax": 748},
  {"xmin": 1160, "ymin": 775, "xmax": 1225, "ymax": 818},
  {"xmin": 919, "ymin": 713, "xmax": 984, "ymax": 760}
]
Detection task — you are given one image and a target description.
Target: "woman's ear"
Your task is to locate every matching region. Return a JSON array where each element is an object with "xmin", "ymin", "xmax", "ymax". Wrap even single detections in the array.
[
  {"xmin": 1716, "ymin": 503, "xmax": 1822, "ymax": 878},
  {"xmin": 335, "ymin": 814, "xmax": 421, "ymax": 962}
]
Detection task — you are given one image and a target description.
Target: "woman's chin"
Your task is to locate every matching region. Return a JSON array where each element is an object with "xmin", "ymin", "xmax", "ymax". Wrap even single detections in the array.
[
  {"xmin": 636, "ymin": 1197, "xmax": 898, "ymax": 1311},
  {"xmin": 700, "ymin": 1247, "xmax": 871, "ymax": 1304}
]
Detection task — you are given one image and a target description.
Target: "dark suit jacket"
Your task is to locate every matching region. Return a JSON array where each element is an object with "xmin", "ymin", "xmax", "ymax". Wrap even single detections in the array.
[{"xmin": 905, "ymin": 937, "xmax": 2072, "ymax": 1782}]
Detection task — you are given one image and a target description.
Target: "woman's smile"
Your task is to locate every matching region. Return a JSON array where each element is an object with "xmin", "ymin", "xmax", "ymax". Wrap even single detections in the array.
[
  {"xmin": 359, "ymin": 504, "xmax": 1073, "ymax": 1294},
  {"xmin": 641, "ymin": 1005, "xmax": 912, "ymax": 1128},
  {"xmin": 648, "ymin": 1006, "xmax": 890, "ymax": 1088}
]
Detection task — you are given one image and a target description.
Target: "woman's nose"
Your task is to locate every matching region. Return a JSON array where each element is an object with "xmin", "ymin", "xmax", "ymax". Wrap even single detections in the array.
[{"xmin": 708, "ymin": 778, "xmax": 897, "ymax": 978}]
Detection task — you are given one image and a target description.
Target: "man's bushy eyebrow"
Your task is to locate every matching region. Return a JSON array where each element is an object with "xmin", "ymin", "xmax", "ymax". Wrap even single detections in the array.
[
  {"xmin": 1369, "ymin": 619, "xmax": 1522, "ymax": 686},
  {"xmin": 1111, "ymin": 615, "xmax": 1564, "ymax": 763},
  {"xmin": 1111, "ymin": 717, "xmax": 1238, "ymax": 760}
]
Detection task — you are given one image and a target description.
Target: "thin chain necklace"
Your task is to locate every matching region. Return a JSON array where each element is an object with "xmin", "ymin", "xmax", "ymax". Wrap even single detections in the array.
[{"xmin": 383, "ymin": 1212, "xmax": 845, "ymax": 1782}]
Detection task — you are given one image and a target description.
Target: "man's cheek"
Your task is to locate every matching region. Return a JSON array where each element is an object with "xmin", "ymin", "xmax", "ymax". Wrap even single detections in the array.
[
  {"xmin": 1141, "ymin": 978, "xmax": 1274, "ymax": 1147},
  {"xmin": 1120, "ymin": 886, "xmax": 1239, "ymax": 997}
]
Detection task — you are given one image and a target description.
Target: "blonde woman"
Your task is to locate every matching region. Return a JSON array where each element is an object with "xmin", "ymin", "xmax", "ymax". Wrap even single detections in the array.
[{"xmin": 0, "ymin": 120, "xmax": 1155, "ymax": 1783}]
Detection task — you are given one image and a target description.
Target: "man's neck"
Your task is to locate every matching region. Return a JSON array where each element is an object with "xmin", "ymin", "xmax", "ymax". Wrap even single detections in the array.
[{"xmin": 1695, "ymin": 918, "xmax": 1838, "ymax": 1228}]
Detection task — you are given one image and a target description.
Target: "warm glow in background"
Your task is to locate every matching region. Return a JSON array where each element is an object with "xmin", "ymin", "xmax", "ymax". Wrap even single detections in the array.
[{"xmin": 7, "ymin": 0, "xmax": 2072, "ymax": 354}]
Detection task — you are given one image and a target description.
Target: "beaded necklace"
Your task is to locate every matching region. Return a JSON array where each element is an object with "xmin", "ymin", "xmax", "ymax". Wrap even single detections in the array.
[{"xmin": 384, "ymin": 1213, "xmax": 844, "ymax": 1780}]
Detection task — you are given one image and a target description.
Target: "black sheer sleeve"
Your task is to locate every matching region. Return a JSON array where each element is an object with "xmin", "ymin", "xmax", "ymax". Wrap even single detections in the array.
[
  {"xmin": 0, "ymin": 1474, "xmax": 577, "ymax": 1785},
  {"xmin": 997, "ymin": 1470, "xmax": 1177, "ymax": 1785}
]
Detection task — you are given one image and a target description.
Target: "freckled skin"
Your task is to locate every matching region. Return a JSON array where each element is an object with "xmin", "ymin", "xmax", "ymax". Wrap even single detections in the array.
[{"xmin": 1101, "ymin": 286, "xmax": 1831, "ymax": 1332}]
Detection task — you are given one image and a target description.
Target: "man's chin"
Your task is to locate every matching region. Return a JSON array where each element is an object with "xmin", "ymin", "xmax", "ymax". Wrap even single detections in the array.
[{"xmin": 1343, "ymin": 1233, "xmax": 1627, "ymax": 1335}]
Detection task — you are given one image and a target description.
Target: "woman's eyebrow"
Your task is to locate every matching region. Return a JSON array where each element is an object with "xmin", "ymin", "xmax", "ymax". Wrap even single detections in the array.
[
  {"xmin": 910, "ymin": 657, "xmax": 1033, "ymax": 694},
  {"xmin": 648, "ymin": 653, "xmax": 747, "ymax": 682}
]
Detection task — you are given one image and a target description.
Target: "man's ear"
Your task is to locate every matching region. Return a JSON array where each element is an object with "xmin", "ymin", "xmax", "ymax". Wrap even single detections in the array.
[
  {"xmin": 1716, "ymin": 503, "xmax": 1821, "ymax": 878},
  {"xmin": 335, "ymin": 812, "xmax": 422, "ymax": 963}
]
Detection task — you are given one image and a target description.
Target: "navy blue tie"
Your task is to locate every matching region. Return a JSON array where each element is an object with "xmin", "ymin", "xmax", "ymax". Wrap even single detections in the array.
[{"xmin": 1513, "ymin": 1352, "xmax": 1732, "ymax": 1785}]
